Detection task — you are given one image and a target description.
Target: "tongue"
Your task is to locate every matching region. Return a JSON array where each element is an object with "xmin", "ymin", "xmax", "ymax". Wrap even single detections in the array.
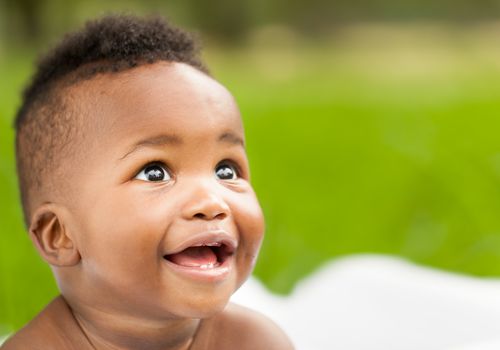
[{"xmin": 167, "ymin": 246, "xmax": 218, "ymax": 267}]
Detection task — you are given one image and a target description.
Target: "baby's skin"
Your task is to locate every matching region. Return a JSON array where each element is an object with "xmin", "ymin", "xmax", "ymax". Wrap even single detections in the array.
[{"xmin": 2, "ymin": 62, "xmax": 293, "ymax": 350}]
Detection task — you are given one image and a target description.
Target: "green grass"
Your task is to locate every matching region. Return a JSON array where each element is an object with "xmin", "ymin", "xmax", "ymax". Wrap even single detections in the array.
[{"xmin": 3, "ymin": 24, "xmax": 500, "ymax": 330}]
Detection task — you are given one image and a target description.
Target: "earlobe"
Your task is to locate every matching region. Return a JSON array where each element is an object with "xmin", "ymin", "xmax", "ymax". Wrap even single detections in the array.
[{"xmin": 29, "ymin": 205, "xmax": 81, "ymax": 267}]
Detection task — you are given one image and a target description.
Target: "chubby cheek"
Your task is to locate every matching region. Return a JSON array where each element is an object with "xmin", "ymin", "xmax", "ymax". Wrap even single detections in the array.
[
  {"xmin": 77, "ymin": 188, "xmax": 167, "ymax": 286},
  {"xmin": 233, "ymin": 191, "xmax": 265, "ymax": 285}
]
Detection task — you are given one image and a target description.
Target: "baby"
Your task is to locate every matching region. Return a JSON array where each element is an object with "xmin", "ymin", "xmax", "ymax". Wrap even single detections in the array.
[{"xmin": 2, "ymin": 14, "xmax": 293, "ymax": 350}]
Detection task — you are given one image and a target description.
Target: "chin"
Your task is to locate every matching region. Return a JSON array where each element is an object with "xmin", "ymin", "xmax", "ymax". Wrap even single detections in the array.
[
  {"xmin": 175, "ymin": 292, "xmax": 232, "ymax": 319},
  {"xmin": 192, "ymin": 304, "xmax": 227, "ymax": 319}
]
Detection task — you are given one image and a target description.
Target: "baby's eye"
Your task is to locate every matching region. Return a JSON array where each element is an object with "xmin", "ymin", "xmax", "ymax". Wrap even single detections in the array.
[
  {"xmin": 215, "ymin": 162, "xmax": 238, "ymax": 180},
  {"xmin": 135, "ymin": 163, "xmax": 171, "ymax": 182}
]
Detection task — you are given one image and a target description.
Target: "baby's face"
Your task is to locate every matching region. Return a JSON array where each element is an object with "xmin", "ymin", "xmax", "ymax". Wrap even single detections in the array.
[{"xmin": 58, "ymin": 62, "xmax": 264, "ymax": 319}]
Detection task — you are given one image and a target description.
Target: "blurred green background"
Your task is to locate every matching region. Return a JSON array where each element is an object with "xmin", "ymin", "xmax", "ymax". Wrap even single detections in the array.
[{"xmin": 3, "ymin": 0, "xmax": 500, "ymax": 333}]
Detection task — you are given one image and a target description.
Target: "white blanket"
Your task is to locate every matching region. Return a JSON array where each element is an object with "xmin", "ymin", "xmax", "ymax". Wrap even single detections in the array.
[{"xmin": 232, "ymin": 255, "xmax": 500, "ymax": 350}]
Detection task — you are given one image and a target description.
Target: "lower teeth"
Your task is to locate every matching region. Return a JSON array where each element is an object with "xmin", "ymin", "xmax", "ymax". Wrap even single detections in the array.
[{"xmin": 200, "ymin": 263, "xmax": 216, "ymax": 269}]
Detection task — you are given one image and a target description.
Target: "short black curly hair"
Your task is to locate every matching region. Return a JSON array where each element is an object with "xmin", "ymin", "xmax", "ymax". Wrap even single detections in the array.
[{"xmin": 15, "ymin": 14, "xmax": 208, "ymax": 226}]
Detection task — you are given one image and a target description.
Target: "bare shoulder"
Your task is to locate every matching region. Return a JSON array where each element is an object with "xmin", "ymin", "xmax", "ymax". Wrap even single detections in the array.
[
  {"xmin": 1, "ymin": 296, "xmax": 91, "ymax": 350},
  {"xmin": 198, "ymin": 303, "xmax": 294, "ymax": 350},
  {"xmin": 1, "ymin": 326, "xmax": 46, "ymax": 350},
  {"xmin": 0, "ymin": 302, "xmax": 56, "ymax": 350}
]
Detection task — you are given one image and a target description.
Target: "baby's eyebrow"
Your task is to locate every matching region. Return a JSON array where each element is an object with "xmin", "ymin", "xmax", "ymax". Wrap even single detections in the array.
[
  {"xmin": 119, "ymin": 134, "xmax": 182, "ymax": 160},
  {"xmin": 218, "ymin": 132, "xmax": 245, "ymax": 148},
  {"xmin": 119, "ymin": 131, "xmax": 245, "ymax": 161}
]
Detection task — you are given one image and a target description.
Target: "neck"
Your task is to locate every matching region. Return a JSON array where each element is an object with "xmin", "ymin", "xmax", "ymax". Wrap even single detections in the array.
[{"xmin": 64, "ymin": 297, "xmax": 201, "ymax": 350}]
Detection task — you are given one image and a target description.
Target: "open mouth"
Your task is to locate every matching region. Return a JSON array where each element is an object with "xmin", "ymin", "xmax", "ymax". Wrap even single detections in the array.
[{"xmin": 164, "ymin": 242, "xmax": 234, "ymax": 270}]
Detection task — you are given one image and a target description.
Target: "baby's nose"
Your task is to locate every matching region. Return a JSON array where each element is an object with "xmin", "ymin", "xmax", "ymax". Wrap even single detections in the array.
[{"xmin": 181, "ymin": 182, "xmax": 230, "ymax": 221}]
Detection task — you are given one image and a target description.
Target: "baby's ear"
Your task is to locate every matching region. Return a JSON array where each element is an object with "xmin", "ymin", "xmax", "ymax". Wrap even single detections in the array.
[{"xmin": 29, "ymin": 204, "xmax": 81, "ymax": 267}]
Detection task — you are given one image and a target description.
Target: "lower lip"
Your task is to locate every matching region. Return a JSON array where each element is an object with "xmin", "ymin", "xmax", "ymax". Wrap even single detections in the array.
[{"xmin": 162, "ymin": 256, "xmax": 233, "ymax": 283}]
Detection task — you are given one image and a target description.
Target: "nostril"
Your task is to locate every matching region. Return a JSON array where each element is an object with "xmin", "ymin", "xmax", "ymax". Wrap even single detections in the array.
[
  {"xmin": 214, "ymin": 212, "xmax": 227, "ymax": 220},
  {"xmin": 193, "ymin": 212, "xmax": 227, "ymax": 220}
]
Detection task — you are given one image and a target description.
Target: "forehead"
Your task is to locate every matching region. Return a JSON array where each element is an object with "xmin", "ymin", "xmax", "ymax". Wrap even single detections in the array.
[{"xmin": 69, "ymin": 62, "xmax": 243, "ymax": 146}]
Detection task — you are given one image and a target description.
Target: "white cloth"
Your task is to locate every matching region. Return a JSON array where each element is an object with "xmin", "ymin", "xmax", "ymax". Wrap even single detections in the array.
[{"xmin": 232, "ymin": 255, "xmax": 500, "ymax": 350}]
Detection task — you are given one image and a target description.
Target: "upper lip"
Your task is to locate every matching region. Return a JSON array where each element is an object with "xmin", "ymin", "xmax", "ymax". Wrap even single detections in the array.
[{"xmin": 163, "ymin": 230, "xmax": 237, "ymax": 256}]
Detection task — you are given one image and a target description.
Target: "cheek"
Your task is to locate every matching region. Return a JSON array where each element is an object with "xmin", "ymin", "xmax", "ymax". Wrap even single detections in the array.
[
  {"xmin": 234, "ymin": 192, "xmax": 265, "ymax": 263},
  {"xmin": 76, "ymin": 188, "xmax": 170, "ymax": 275}
]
